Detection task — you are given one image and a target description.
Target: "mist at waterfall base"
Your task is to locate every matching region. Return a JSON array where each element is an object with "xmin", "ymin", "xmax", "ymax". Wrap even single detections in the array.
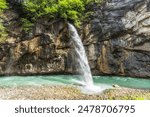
[{"xmin": 68, "ymin": 23, "xmax": 108, "ymax": 93}]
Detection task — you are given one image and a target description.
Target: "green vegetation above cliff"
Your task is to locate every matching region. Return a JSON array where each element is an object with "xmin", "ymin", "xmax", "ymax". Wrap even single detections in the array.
[
  {"xmin": 23, "ymin": 0, "xmax": 86, "ymax": 26},
  {"xmin": 0, "ymin": 20, "xmax": 8, "ymax": 43},
  {"xmin": 0, "ymin": 0, "xmax": 8, "ymax": 42},
  {"xmin": 0, "ymin": 0, "xmax": 8, "ymax": 12},
  {"xmin": 22, "ymin": 0, "xmax": 103, "ymax": 27}
]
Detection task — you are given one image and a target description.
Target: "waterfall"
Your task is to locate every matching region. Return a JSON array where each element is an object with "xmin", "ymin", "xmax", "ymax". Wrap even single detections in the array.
[{"xmin": 68, "ymin": 23, "xmax": 93, "ymax": 86}]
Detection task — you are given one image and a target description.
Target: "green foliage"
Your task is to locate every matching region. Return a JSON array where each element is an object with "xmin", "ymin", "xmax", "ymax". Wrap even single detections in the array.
[
  {"xmin": 22, "ymin": 0, "xmax": 103, "ymax": 27},
  {"xmin": 58, "ymin": 0, "xmax": 85, "ymax": 26},
  {"xmin": 21, "ymin": 18, "xmax": 34, "ymax": 33},
  {"xmin": 102, "ymin": 89, "xmax": 147, "ymax": 100},
  {"xmin": 119, "ymin": 95, "xmax": 145, "ymax": 100},
  {"xmin": 0, "ymin": 0, "xmax": 8, "ymax": 42},
  {"xmin": 0, "ymin": 0, "xmax": 8, "ymax": 12},
  {"xmin": 0, "ymin": 18, "xmax": 8, "ymax": 43}
]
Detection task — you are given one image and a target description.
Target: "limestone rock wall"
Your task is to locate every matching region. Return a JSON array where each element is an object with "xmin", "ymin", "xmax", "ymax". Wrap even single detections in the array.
[{"xmin": 0, "ymin": 12, "xmax": 70, "ymax": 75}]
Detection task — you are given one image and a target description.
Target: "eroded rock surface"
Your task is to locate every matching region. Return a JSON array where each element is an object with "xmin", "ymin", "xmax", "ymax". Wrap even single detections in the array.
[{"xmin": 83, "ymin": 0, "xmax": 150, "ymax": 77}]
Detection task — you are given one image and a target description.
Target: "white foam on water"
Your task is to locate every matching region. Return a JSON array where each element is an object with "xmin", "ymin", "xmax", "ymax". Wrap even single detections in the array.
[{"xmin": 80, "ymin": 84, "xmax": 112, "ymax": 94}]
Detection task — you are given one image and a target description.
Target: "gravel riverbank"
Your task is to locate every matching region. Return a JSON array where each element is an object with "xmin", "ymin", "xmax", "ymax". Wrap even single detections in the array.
[{"xmin": 0, "ymin": 86, "xmax": 150, "ymax": 100}]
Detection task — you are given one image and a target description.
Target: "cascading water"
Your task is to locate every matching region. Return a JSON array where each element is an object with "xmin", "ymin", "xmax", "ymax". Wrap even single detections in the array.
[
  {"xmin": 68, "ymin": 23, "xmax": 93, "ymax": 86},
  {"xmin": 68, "ymin": 23, "xmax": 111, "ymax": 93}
]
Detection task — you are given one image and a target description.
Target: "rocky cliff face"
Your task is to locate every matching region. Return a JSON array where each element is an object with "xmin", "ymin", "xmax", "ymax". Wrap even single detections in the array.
[
  {"xmin": 0, "ymin": 19, "xmax": 69, "ymax": 75},
  {"xmin": 0, "ymin": 0, "xmax": 150, "ymax": 78},
  {"xmin": 86, "ymin": 0, "xmax": 150, "ymax": 78}
]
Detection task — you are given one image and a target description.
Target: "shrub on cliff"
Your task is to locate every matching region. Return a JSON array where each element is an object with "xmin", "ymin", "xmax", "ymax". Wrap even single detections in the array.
[
  {"xmin": 0, "ymin": 0, "xmax": 8, "ymax": 43},
  {"xmin": 22, "ymin": 0, "xmax": 87, "ymax": 26},
  {"xmin": 22, "ymin": 0, "xmax": 104, "ymax": 27},
  {"xmin": 0, "ymin": 0, "xmax": 8, "ymax": 12},
  {"xmin": 19, "ymin": 0, "xmax": 104, "ymax": 34}
]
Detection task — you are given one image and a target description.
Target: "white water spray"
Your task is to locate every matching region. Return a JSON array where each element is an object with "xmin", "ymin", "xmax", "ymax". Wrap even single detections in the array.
[
  {"xmin": 68, "ymin": 23, "xmax": 111, "ymax": 93},
  {"xmin": 68, "ymin": 23, "xmax": 93, "ymax": 86}
]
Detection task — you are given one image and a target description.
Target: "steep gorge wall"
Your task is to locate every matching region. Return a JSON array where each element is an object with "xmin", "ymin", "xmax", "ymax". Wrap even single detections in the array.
[
  {"xmin": 0, "ymin": 0, "xmax": 150, "ymax": 78},
  {"xmin": 85, "ymin": 0, "xmax": 150, "ymax": 77}
]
